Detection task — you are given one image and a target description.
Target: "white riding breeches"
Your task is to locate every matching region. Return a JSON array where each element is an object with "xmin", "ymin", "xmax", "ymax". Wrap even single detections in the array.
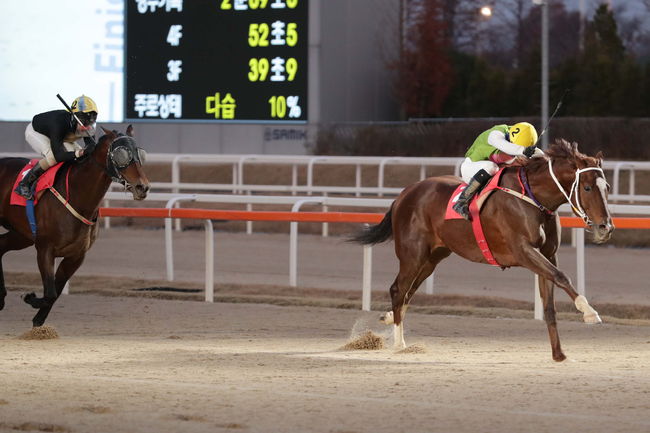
[
  {"xmin": 25, "ymin": 122, "xmax": 81, "ymax": 167},
  {"xmin": 459, "ymin": 157, "xmax": 499, "ymax": 183}
]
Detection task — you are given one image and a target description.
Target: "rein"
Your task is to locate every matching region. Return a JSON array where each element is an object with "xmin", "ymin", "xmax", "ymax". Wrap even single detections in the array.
[
  {"xmin": 547, "ymin": 158, "xmax": 604, "ymax": 225},
  {"xmin": 518, "ymin": 168, "xmax": 553, "ymax": 214},
  {"xmin": 494, "ymin": 167, "xmax": 553, "ymax": 215}
]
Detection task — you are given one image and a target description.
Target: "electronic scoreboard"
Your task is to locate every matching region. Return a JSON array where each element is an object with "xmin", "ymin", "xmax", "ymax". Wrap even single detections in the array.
[{"xmin": 125, "ymin": 0, "xmax": 308, "ymax": 122}]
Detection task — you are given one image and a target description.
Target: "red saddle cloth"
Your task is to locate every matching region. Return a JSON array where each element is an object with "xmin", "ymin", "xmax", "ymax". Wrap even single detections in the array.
[
  {"xmin": 10, "ymin": 160, "xmax": 64, "ymax": 207},
  {"xmin": 445, "ymin": 169, "xmax": 508, "ymax": 267}
]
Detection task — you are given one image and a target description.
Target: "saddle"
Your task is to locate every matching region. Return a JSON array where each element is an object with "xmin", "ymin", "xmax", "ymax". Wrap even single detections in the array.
[
  {"xmin": 10, "ymin": 160, "xmax": 65, "ymax": 207},
  {"xmin": 445, "ymin": 168, "xmax": 507, "ymax": 221},
  {"xmin": 446, "ymin": 166, "xmax": 553, "ymax": 267},
  {"xmin": 445, "ymin": 168, "xmax": 509, "ymax": 267}
]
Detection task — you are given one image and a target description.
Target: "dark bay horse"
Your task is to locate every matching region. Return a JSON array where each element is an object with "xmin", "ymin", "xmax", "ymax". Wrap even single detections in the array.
[
  {"xmin": 351, "ymin": 140, "xmax": 614, "ymax": 362},
  {"xmin": 0, "ymin": 126, "xmax": 149, "ymax": 326}
]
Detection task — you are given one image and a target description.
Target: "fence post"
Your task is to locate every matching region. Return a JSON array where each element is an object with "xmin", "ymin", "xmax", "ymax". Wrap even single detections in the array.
[
  {"xmin": 534, "ymin": 275, "xmax": 543, "ymax": 320},
  {"xmin": 289, "ymin": 198, "xmax": 325, "ymax": 286},
  {"xmin": 205, "ymin": 219, "xmax": 214, "ymax": 302},
  {"xmin": 576, "ymin": 228, "xmax": 585, "ymax": 296},
  {"xmin": 362, "ymin": 244, "xmax": 372, "ymax": 311}
]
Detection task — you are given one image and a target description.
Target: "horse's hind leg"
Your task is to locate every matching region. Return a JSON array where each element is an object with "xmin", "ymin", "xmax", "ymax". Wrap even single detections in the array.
[
  {"xmin": 382, "ymin": 246, "xmax": 451, "ymax": 349},
  {"xmin": 23, "ymin": 245, "xmax": 57, "ymax": 310},
  {"xmin": 0, "ymin": 230, "xmax": 34, "ymax": 311},
  {"xmin": 32, "ymin": 253, "xmax": 86, "ymax": 327},
  {"xmin": 538, "ymin": 254, "xmax": 566, "ymax": 362}
]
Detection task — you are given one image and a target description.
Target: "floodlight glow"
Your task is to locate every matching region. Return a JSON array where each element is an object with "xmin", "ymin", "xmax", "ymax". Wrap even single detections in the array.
[{"xmin": 480, "ymin": 6, "xmax": 492, "ymax": 17}]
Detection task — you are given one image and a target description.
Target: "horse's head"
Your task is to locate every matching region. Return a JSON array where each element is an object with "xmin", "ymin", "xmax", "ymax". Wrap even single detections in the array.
[
  {"xmin": 546, "ymin": 139, "xmax": 614, "ymax": 243},
  {"xmin": 98, "ymin": 125, "xmax": 150, "ymax": 200}
]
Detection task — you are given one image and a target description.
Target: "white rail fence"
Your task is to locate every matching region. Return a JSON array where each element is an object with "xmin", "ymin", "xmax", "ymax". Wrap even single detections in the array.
[{"xmin": 4, "ymin": 152, "xmax": 650, "ymax": 203}]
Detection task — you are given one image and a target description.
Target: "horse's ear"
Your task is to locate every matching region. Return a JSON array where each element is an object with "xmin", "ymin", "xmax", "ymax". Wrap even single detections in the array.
[
  {"xmin": 101, "ymin": 126, "xmax": 111, "ymax": 135},
  {"xmin": 126, "ymin": 124, "xmax": 134, "ymax": 137},
  {"xmin": 595, "ymin": 151, "xmax": 604, "ymax": 167},
  {"xmin": 571, "ymin": 141, "xmax": 579, "ymax": 153}
]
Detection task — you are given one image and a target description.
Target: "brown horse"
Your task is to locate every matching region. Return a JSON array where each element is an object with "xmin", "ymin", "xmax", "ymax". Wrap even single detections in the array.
[
  {"xmin": 351, "ymin": 140, "xmax": 614, "ymax": 362},
  {"xmin": 0, "ymin": 126, "xmax": 149, "ymax": 326}
]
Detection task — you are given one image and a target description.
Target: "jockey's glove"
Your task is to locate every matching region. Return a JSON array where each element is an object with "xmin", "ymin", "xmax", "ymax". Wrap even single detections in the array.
[{"xmin": 523, "ymin": 145, "xmax": 537, "ymax": 158}]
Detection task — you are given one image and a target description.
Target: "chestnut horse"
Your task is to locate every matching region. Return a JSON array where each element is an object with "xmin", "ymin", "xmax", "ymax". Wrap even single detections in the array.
[
  {"xmin": 0, "ymin": 126, "xmax": 149, "ymax": 326},
  {"xmin": 351, "ymin": 140, "xmax": 614, "ymax": 362}
]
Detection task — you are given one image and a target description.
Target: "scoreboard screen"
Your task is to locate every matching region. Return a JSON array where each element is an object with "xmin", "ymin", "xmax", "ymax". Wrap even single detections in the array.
[{"xmin": 125, "ymin": 0, "xmax": 308, "ymax": 123}]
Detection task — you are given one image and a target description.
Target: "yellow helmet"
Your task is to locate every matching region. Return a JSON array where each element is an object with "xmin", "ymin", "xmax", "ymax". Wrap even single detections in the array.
[
  {"xmin": 71, "ymin": 95, "xmax": 98, "ymax": 114},
  {"xmin": 508, "ymin": 122, "xmax": 538, "ymax": 147}
]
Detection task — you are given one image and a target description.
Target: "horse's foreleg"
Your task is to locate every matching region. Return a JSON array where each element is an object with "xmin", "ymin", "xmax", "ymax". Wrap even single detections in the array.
[
  {"xmin": 519, "ymin": 245, "xmax": 601, "ymax": 323},
  {"xmin": 538, "ymin": 254, "xmax": 566, "ymax": 362},
  {"xmin": 32, "ymin": 253, "xmax": 86, "ymax": 327}
]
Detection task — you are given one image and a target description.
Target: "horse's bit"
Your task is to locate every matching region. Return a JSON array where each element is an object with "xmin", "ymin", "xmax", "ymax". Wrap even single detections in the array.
[{"xmin": 547, "ymin": 158, "xmax": 605, "ymax": 225}]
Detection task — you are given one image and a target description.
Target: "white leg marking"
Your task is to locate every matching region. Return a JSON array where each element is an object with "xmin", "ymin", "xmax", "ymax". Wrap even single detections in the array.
[
  {"xmin": 393, "ymin": 324, "xmax": 406, "ymax": 350},
  {"xmin": 575, "ymin": 295, "xmax": 602, "ymax": 324},
  {"xmin": 380, "ymin": 310, "xmax": 394, "ymax": 325}
]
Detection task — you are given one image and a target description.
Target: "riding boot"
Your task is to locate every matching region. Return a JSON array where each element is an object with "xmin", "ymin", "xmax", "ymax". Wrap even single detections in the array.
[
  {"xmin": 453, "ymin": 169, "xmax": 492, "ymax": 221},
  {"xmin": 14, "ymin": 164, "xmax": 46, "ymax": 200}
]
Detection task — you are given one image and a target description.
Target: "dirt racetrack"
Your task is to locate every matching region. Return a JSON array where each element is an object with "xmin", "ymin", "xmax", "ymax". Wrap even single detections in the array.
[
  {"xmin": 1, "ymin": 228, "xmax": 649, "ymax": 432},
  {"xmin": 1, "ymin": 292, "xmax": 649, "ymax": 433}
]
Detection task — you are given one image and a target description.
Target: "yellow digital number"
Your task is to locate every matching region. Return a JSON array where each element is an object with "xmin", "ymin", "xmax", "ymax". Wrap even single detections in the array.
[
  {"xmin": 269, "ymin": 96, "xmax": 287, "ymax": 118},
  {"xmin": 249, "ymin": 0, "xmax": 269, "ymax": 9},
  {"xmin": 248, "ymin": 24, "xmax": 269, "ymax": 47},
  {"xmin": 248, "ymin": 58, "xmax": 269, "ymax": 81},
  {"xmin": 259, "ymin": 23, "xmax": 269, "ymax": 46},
  {"xmin": 286, "ymin": 58, "xmax": 298, "ymax": 81},
  {"xmin": 220, "ymin": 0, "xmax": 232, "ymax": 10},
  {"xmin": 248, "ymin": 24, "xmax": 259, "ymax": 47},
  {"xmin": 286, "ymin": 0, "xmax": 298, "ymax": 8},
  {"xmin": 286, "ymin": 23, "xmax": 298, "ymax": 46}
]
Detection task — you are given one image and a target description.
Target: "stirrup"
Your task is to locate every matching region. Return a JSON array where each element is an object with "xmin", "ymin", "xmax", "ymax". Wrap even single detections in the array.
[
  {"xmin": 15, "ymin": 183, "xmax": 34, "ymax": 200},
  {"xmin": 453, "ymin": 202, "xmax": 470, "ymax": 220}
]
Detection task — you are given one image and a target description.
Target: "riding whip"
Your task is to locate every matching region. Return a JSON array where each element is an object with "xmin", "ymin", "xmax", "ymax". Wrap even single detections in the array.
[{"xmin": 535, "ymin": 89, "xmax": 570, "ymax": 147}]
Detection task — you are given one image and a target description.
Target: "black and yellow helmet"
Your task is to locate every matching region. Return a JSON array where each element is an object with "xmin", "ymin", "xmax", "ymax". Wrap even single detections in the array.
[{"xmin": 71, "ymin": 95, "xmax": 98, "ymax": 114}]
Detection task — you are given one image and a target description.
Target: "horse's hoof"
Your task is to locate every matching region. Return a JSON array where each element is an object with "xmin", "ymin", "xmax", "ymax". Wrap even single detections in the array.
[
  {"xmin": 553, "ymin": 353, "xmax": 567, "ymax": 362},
  {"xmin": 584, "ymin": 313, "xmax": 602, "ymax": 324},
  {"xmin": 0, "ymin": 298, "xmax": 4, "ymax": 311},
  {"xmin": 379, "ymin": 311, "xmax": 394, "ymax": 325},
  {"xmin": 23, "ymin": 292, "xmax": 36, "ymax": 305}
]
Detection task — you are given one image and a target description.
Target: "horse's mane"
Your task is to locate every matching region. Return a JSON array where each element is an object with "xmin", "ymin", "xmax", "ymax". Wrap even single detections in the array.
[{"xmin": 520, "ymin": 139, "xmax": 598, "ymax": 175}]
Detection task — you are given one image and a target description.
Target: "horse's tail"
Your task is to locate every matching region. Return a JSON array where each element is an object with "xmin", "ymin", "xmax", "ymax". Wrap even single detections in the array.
[{"xmin": 348, "ymin": 205, "xmax": 393, "ymax": 245}]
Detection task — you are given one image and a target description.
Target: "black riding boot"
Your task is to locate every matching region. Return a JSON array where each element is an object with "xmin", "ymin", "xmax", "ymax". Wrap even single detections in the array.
[
  {"xmin": 453, "ymin": 169, "xmax": 492, "ymax": 221},
  {"xmin": 14, "ymin": 164, "xmax": 46, "ymax": 200}
]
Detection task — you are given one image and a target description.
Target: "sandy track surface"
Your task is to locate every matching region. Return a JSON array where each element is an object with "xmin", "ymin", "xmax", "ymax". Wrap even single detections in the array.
[{"xmin": 1, "ymin": 292, "xmax": 649, "ymax": 433}]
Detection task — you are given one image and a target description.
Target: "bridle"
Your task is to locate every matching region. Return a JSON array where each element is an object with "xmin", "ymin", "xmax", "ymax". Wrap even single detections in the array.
[{"xmin": 547, "ymin": 158, "xmax": 604, "ymax": 225}]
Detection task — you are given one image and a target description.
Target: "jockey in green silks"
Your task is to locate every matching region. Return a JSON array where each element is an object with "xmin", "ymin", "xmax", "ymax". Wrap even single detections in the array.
[{"xmin": 453, "ymin": 121, "xmax": 544, "ymax": 220}]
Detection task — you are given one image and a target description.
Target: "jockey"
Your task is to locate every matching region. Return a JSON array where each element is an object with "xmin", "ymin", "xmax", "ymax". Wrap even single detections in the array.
[
  {"xmin": 453, "ymin": 121, "xmax": 543, "ymax": 220},
  {"xmin": 15, "ymin": 95, "xmax": 98, "ymax": 199}
]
